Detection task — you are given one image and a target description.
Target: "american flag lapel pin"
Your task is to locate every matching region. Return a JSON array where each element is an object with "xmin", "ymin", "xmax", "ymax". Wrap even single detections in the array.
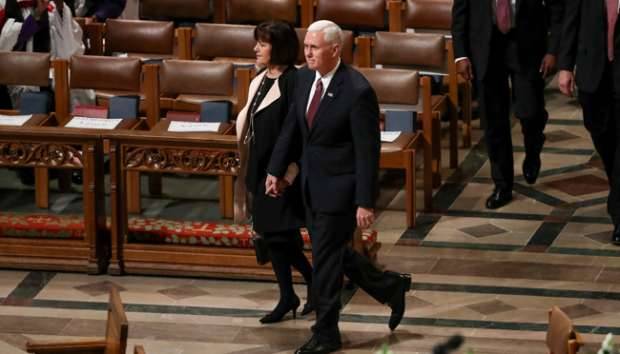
[{"xmin": 327, "ymin": 92, "xmax": 334, "ymax": 98}]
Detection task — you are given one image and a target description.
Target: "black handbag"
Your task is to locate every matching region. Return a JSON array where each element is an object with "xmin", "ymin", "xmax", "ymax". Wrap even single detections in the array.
[{"xmin": 251, "ymin": 232, "xmax": 270, "ymax": 265}]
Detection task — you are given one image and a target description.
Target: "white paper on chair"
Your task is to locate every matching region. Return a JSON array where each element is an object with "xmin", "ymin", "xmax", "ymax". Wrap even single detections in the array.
[
  {"xmin": 381, "ymin": 131, "xmax": 401, "ymax": 143},
  {"xmin": 168, "ymin": 121, "xmax": 220, "ymax": 132},
  {"xmin": 0, "ymin": 114, "xmax": 32, "ymax": 126},
  {"xmin": 65, "ymin": 117, "xmax": 122, "ymax": 130}
]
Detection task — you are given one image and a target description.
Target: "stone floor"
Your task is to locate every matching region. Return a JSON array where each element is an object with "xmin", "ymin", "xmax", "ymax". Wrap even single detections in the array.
[{"xmin": 0, "ymin": 79, "xmax": 617, "ymax": 353}]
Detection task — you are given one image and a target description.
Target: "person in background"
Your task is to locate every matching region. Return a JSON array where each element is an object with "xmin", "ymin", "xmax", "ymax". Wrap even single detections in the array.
[
  {"xmin": 451, "ymin": 0, "xmax": 564, "ymax": 209},
  {"xmin": 234, "ymin": 20, "xmax": 314, "ymax": 324},
  {"xmin": 558, "ymin": 0, "xmax": 620, "ymax": 245}
]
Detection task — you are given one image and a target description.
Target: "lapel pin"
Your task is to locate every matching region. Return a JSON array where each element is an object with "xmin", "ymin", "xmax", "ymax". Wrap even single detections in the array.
[{"xmin": 327, "ymin": 92, "xmax": 334, "ymax": 98}]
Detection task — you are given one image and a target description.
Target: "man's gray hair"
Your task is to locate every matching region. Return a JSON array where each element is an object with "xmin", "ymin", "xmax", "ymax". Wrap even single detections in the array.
[{"xmin": 307, "ymin": 20, "xmax": 344, "ymax": 48}]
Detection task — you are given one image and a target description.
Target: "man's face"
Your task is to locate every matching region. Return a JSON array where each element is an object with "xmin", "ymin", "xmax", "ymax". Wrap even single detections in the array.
[{"xmin": 304, "ymin": 31, "xmax": 338, "ymax": 74}]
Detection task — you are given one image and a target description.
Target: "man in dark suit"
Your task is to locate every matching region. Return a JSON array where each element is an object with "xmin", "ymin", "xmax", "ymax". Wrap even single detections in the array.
[
  {"xmin": 452, "ymin": 0, "xmax": 564, "ymax": 209},
  {"xmin": 266, "ymin": 20, "xmax": 411, "ymax": 354},
  {"xmin": 558, "ymin": 0, "xmax": 620, "ymax": 244}
]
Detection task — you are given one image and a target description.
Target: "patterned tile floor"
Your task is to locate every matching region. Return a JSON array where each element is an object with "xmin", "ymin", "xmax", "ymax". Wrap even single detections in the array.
[{"xmin": 0, "ymin": 81, "xmax": 618, "ymax": 353}]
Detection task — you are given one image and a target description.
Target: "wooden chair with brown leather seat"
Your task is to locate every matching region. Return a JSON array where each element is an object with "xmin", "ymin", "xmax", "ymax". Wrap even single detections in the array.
[
  {"xmin": 547, "ymin": 306, "xmax": 583, "ymax": 354},
  {"xmin": 26, "ymin": 288, "xmax": 128, "ymax": 354},
  {"xmin": 359, "ymin": 67, "xmax": 434, "ymax": 217},
  {"xmin": 361, "ymin": 31, "xmax": 453, "ymax": 189},
  {"xmin": 104, "ymin": 19, "xmax": 177, "ymax": 61},
  {"xmin": 0, "ymin": 51, "xmax": 61, "ymax": 209},
  {"xmin": 388, "ymin": 0, "xmax": 474, "ymax": 153},
  {"xmin": 54, "ymin": 55, "xmax": 147, "ymax": 213},
  {"xmin": 302, "ymin": 0, "xmax": 388, "ymax": 66},
  {"xmin": 216, "ymin": 0, "xmax": 300, "ymax": 26},
  {"xmin": 139, "ymin": 0, "xmax": 212, "ymax": 23},
  {"xmin": 137, "ymin": 59, "xmax": 238, "ymax": 219},
  {"xmin": 176, "ymin": 22, "xmax": 256, "ymax": 117}
]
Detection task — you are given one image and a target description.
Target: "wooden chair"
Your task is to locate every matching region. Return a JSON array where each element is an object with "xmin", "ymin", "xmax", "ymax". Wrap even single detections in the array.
[
  {"xmin": 0, "ymin": 51, "xmax": 61, "ymax": 208},
  {"xmin": 139, "ymin": 60, "xmax": 238, "ymax": 219},
  {"xmin": 388, "ymin": 0, "xmax": 473, "ymax": 151},
  {"xmin": 140, "ymin": 0, "xmax": 212, "ymax": 23},
  {"xmin": 359, "ymin": 67, "xmax": 434, "ymax": 211},
  {"xmin": 360, "ymin": 31, "xmax": 453, "ymax": 187},
  {"xmin": 134, "ymin": 346, "xmax": 146, "ymax": 354},
  {"xmin": 74, "ymin": 18, "xmax": 105, "ymax": 55},
  {"xmin": 218, "ymin": 0, "xmax": 299, "ymax": 26},
  {"xmin": 27, "ymin": 288, "xmax": 128, "ymax": 354},
  {"xmin": 54, "ymin": 55, "xmax": 148, "ymax": 214},
  {"xmin": 104, "ymin": 19, "xmax": 177, "ymax": 60},
  {"xmin": 546, "ymin": 306, "xmax": 583, "ymax": 354}
]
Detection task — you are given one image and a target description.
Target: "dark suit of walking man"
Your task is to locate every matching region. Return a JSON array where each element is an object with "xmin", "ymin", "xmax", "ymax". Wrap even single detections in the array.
[
  {"xmin": 266, "ymin": 20, "xmax": 411, "ymax": 354},
  {"xmin": 558, "ymin": 0, "xmax": 620, "ymax": 244},
  {"xmin": 452, "ymin": 0, "xmax": 564, "ymax": 209}
]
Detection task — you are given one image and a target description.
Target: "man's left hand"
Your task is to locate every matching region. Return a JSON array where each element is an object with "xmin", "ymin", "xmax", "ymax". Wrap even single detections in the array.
[
  {"xmin": 356, "ymin": 207, "xmax": 375, "ymax": 229},
  {"xmin": 539, "ymin": 54, "xmax": 556, "ymax": 78}
]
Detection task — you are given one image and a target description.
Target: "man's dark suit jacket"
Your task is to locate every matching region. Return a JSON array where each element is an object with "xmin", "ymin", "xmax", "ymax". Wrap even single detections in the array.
[
  {"xmin": 558, "ymin": 0, "xmax": 616, "ymax": 93},
  {"xmin": 268, "ymin": 63, "xmax": 380, "ymax": 214},
  {"xmin": 451, "ymin": 0, "xmax": 564, "ymax": 79}
]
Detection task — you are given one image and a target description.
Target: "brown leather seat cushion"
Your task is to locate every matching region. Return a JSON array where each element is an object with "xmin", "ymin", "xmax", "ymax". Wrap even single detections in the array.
[
  {"xmin": 105, "ymin": 19, "xmax": 175, "ymax": 55},
  {"xmin": 316, "ymin": 0, "xmax": 386, "ymax": 30},
  {"xmin": 160, "ymin": 60, "xmax": 234, "ymax": 97},
  {"xmin": 359, "ymin": 68, "xmax": 420, "ymax": 106},
  {"xmin": 404, "ymin": 0, "xmax": 453, "ymax": 30},
  {"xmin": 0, "ymin": 52, "xmax": 50, "ymax": 87},
  {"xmin": 226, "ymin": 0, "xmax": 297, "ymax": 24},
  {"xmin": 193, "ymin": 24, "xmax": 256, "ymax": 60},
  {"xmin": 374, "ymin": 31, "xmax": 446, "ymax": 71},
  {"xmin": 71, "ymin": 56, "xmax": 142, "ymax": 92},
  {"xmin": 140, "ymin": 0, "xmax": 211, "ymax": 21}
]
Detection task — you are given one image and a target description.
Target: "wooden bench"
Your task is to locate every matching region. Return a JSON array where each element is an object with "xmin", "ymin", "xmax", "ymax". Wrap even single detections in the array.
[
  {"xmin": 27, "ymin": 288, "xmax": 128, "ymax": 354},
  {"xmin": 0, "ymin": 126, "xmax": 107, "ymax": 274}
]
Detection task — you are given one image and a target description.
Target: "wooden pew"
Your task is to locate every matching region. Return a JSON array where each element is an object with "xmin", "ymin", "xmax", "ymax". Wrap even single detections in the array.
[
  {"xmin": 0, "ymin": 126, "xmax": 107, "ymax": 274},
  {"xmin": 27, "ymin": 288, "xmax": 128, "ymax": 354},
  {"xmin": 359, "ymin": 67, "xmax": 437, "ymax": 212}
]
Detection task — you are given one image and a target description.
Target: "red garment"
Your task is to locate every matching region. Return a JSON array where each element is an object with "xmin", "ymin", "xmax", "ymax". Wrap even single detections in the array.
[
  {"xmin": 607, "ymin": 0, "xmax": 619, "ymax": 61},
  {"xmin": 0, "ymin": 8, "xmax": 6, "ymax": 30},
  {"xmin": 17, "ymin": 0, "xmax": 35, "ymax": 8}
]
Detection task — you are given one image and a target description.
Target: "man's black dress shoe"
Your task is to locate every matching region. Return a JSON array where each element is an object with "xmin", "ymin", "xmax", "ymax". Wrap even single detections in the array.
[
  {"xmin": 387, "ymin": 273, "xmax": 412, "ymax": 331},
  {"xmin": 522, "ymin": 155, "xmax": 541, "ymax": 185},
  {"xmin": 485, "ymin": 189, "xmax": 512, "ymax": 209},
  {"xmin": 613, "ymin": 224, "xmax": 620, "ymax": 246},
  {"xmin": 295, "ymin": 336, "xmax": 342, "ymax": 354}
]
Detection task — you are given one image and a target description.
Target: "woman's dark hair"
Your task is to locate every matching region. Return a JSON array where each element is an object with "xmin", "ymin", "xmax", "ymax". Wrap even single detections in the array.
[{"xmin": 254, "ymin": 20, "xmax": 299, "ymax": 66}]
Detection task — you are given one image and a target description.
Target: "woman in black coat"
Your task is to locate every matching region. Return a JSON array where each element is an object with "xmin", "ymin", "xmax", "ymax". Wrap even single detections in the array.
[{"xmin": 234, "ymin": 20, "xmax": 313, "ymax": 324}]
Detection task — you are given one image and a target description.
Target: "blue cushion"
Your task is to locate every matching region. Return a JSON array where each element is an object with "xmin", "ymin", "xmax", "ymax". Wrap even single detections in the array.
[
  {"xmin": 200, "ymin": 101, "xmax": 230, "ymax": 123},
  {"xmin": 108, "ymin": 95, "xmax": 140, "ymax": 119},
  {"xmin": 385, "ymin": 110, "xmax": 416, "ymax": 133},
  {"xmin": 19, "ymin": 91, "xmax": 52, "ymax": 114}
]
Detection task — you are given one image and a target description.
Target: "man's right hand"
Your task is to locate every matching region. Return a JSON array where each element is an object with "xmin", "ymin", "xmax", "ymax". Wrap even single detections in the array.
[
  {"xmin": 558, "ymin": 70, "xmax": 575, "ymax": 97},
  {"xmin": 456, "ymin": 58, "xmax": 474, "ymax": 81},
  {"xmin": 265, "ymin": 174, "xmax": 288, "ymax": 198}
]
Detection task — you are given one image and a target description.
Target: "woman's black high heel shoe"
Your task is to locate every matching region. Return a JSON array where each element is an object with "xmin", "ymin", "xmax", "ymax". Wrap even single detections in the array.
[
  {"xmin": 259, "ymin": 295, "xmax": 300, "ymax": 324},
  {"xmin": 300, "ymin": 301, "xmax": 314, "ymax": 316}
]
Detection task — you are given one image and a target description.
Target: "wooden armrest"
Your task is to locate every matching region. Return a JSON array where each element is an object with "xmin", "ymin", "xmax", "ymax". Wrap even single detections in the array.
[{"xmin": 27, "ymin": 340, "xmax": 107, "ymax": 354}]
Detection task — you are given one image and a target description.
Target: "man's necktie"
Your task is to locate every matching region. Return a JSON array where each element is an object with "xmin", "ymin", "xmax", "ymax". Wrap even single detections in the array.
[
  {"xmin": 306, "ymin": 79, "xmax": 323, "ymax": 128},
  {"xmin": 496, "ymin": 0, "xmax": 511, "ymax": 34},
  {"xmin": 608, "ymin": 0, "xmax": 619, "ymax": 61}
]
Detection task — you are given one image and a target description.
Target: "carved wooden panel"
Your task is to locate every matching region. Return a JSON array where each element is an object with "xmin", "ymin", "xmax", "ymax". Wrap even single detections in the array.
[
  {"xmin": 0, "ymin": 142, "xmax": 84, "ymax": 167},
  {"xmin": 123, "ymin": 146, "xmax": 239, "ymax": 174}
]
